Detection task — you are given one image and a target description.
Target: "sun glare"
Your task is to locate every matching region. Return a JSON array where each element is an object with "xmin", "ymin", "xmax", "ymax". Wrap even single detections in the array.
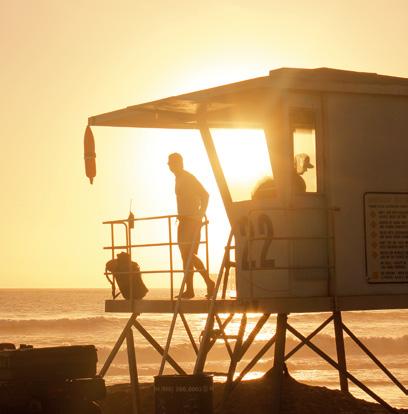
[{"xmin": 211, "ymin": 129, "xmax": 273, "ymax": 202}]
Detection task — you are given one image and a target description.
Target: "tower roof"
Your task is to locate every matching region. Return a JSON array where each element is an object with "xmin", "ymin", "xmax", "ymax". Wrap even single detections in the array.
[{"xmin": 88, "ymin": 67, "xmax": 408, "ymax": 129}]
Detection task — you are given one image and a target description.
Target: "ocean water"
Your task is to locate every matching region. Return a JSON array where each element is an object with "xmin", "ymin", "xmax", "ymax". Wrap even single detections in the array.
[{"xmin": 0, "ymin": 289, "xmax": 406, "ymax": 408}]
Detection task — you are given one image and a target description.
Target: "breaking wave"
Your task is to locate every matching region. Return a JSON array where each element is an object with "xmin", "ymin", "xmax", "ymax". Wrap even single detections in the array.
[
  {"xmin": 0, "ymin": 317, "xmax": 406, "ymax": 356},
  {"xmin": 0, "ymin": 316, "xmax": 128, "ymax": 332}
]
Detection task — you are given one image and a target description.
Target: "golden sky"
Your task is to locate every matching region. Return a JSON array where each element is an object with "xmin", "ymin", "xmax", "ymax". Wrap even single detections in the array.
[{"xmin": 1, "ymin": 0, "xmax": 408, "ymax": 287}]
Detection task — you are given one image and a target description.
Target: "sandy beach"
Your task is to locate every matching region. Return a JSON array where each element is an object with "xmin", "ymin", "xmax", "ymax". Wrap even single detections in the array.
[{"xmin": 100, "ymin": 376, "xmax": 408, "ymax": 414}]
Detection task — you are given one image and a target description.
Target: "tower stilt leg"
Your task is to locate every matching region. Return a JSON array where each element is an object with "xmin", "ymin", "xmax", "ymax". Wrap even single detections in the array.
[
  {"xmin": 270, "ymin": 313, "xmax": 288, "ymax": 414},
  {"xmin": 126, "ymin": 328, "xmax": 141, "ymax": 414},
  {"xmin": 333, "ymin": 311, "xmax": 349, "ymax": 393}
]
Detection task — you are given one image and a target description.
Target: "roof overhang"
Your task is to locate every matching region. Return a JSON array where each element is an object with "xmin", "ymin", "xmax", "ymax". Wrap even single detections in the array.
[{"xmin": 88, "ymin": 67, "xmax": 408, "ymax": 130}]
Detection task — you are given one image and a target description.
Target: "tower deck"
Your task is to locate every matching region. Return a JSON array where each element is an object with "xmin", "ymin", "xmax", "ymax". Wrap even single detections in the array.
[{"xmin": 105, "ymin": 294, "xmax": 408, "ymax": 314}]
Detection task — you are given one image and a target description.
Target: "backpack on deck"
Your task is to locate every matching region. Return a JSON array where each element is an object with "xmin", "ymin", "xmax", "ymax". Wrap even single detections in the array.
[{"xmin": 105, "ymin": 252, "xmax": 148, "ymax": 299}]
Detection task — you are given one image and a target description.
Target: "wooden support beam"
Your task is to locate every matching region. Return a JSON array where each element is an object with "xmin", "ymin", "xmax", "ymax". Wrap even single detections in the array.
[
  {"xmin": 285, "ymin": 314, "xmax": 333, "ymax": 360},
  {"xmin": 229, "ymin": 334, "xmax": 277, "ymax": 394},
  {"xmin": 199, "ymin": 122, "xmax": 233, "ymax": 220},
  {"xmin": 333, "ymin": 311, "xmax": 349, "ymax": 393},
  {"xmin": 180, "ymin": 312, "xmax": 199, "ymax": 355},
  {"xmin": 126, "ymin": 328, "xmax": 141, "ymax": 414},
  {"xmin": 132, "ymin": 320, "xmax": 187, "ymax": 375},
  {"xmin": 223, "ymin": 314, "xmax": 247, "ymax": 403},
  {"xmin": 215, "ymin": 313, "xmax": 270, "ymax": 397},
  {"xmin": 99, "ymin": 313, "xmax": 138, "ymax": 377},
  {"xmin": 239, "ymin": 313, "xmax": 270, "ymax": 359},
  {"xmin": 208, "ymin": 313, "xmax": 234, "ymax": 351},
  {"xmin": 286, "ymin": 323, "xmax": 398, "ymax": 414},
  {"xmin": 342, "ymin": 322, "xmax": 407, "ymax": 396},
  {"xmin": 215, "ymin": 314, "xmax": 233, "ymax": 358}
]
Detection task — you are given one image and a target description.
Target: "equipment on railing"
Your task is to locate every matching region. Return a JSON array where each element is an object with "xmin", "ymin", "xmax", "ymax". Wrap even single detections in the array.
[{"xmin": 105, "ymin": 252, "xmax": 148, "ymax": 299}]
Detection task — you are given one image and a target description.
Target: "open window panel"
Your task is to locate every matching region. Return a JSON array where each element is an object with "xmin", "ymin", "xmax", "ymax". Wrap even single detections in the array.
[
  {"xmin": 211, "ymin": 128, "xmax": 274, "ymax": 202},
  {"xmin": 290, "ymin": 108, "xmax": 318, "ymax": 193}
]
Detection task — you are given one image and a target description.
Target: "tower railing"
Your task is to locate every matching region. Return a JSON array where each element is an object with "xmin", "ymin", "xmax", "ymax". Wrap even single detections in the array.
[{"xmin": 103, "ymin": 214, "xmax": 209, "ymax": 301}]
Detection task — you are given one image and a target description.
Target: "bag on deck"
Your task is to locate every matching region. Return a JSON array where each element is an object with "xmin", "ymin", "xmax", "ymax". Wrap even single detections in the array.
[{"xmin": 105, "ymin": 252, "xmax": 148, "ymax": 299}]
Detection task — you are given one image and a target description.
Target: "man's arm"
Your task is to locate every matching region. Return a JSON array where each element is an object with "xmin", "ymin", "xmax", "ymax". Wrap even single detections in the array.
[
  {"xmin": 200, "ymin": 188, "xmax": 209, "ymax": 216},
  {"xmin": 193, "ymin": 175, "xmax": 209, "ymax": 216}
]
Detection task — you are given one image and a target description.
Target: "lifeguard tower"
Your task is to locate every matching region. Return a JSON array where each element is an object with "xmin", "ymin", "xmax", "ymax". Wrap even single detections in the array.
[{"xmin": 85, "ymin": 68, "xmax": 408, "ymax": 413}]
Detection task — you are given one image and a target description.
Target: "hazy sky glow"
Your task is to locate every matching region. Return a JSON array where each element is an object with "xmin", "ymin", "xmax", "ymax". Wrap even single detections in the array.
[{"xmin": 1, "ymin": 0, "xmax": 408, "ymax": 287}]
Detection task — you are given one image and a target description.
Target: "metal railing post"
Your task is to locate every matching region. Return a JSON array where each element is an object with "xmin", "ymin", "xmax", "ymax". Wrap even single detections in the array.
[
  {"xmin": 168, "ymin": 217, "xmax": 174, "ymax": 301},
  {"xmin": 205, "ymin": 218, "xmax": 209, "ymax": 285},
  {"xmin": 110, "ymin": 223, "xmax": 116, "ymax": 298}
]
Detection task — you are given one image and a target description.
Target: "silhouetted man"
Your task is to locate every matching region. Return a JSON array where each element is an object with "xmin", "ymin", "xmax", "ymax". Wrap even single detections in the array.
[{"xmin": 168, "ymin": 153, "xmax": 215, "ymax": 299}]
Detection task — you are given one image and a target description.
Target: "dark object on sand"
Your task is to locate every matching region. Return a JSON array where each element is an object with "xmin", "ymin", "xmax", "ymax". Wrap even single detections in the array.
[
  {"xmin": 105, "ymin": 252, "xmax": 148, "ymax": 300},
  {"xmin": 0, "ymin": 345, "xmax": 97, "ymax": 381},
  {"xmin": 0, "ymin": 343, "xmax": 16, "ymax": 351},
  {"xmin": 154, "ymin": 374, "xmax": 213, "ymax": 414},
  {"xmin": 0, "ymin": 344, "xmax": 105, "ymax": 414}
]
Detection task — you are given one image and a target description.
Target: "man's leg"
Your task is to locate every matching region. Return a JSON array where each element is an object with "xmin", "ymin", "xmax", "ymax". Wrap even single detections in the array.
[
  {"xmin": 177, "ymin": 221, "xmax": 195, "ymax": 298},
  {"xmin": 180, "ymin": 246, "xmax": 195, "ymax": 297},
  {"xmin": 192, "ymin": 255, "xmax": 215, "ymax": 297},
  {"xmin": 177, "ymin": 219, "xmax": 214, "ymax": 298},
  {"xmin": 189, "ymin": 220, "xmax": 214, "ymax": 297}
]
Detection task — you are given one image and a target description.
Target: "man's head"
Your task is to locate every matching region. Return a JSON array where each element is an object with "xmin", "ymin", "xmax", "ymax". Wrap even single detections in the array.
[
  {"xmin": 294, "ymin": 153, "xmax": 314, "ymax": 175},
  {"xmin": 168, "ymin": 152, "xmax": 184, "ymax": 174}
]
